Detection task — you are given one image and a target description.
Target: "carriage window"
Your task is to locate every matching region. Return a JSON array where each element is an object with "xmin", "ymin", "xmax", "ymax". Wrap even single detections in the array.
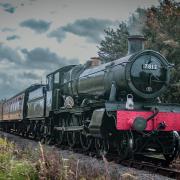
[{"xmin": 54, "ymin": 72, "xmax": 59, "ymax": 84}]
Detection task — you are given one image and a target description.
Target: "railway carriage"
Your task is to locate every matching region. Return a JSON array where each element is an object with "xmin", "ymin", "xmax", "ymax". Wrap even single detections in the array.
[
  {"xmin": 0, "ymin": 84, "xmax": 45, "ymax": 134},
  {"xmin": 1, "ymin": 35, "xmax": 180, "ymax": 162},
  {"xmin": 2, "ymin": 93, "xmax": 25, "ymax": 121},
  {"xmin": 0, "ymin": 101, "xmax": 3, "ymax": 119}
]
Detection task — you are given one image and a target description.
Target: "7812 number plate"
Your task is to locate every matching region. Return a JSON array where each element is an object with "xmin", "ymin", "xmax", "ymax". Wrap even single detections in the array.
[{"xmin": 142, "ymin": 64, "xmax": 158, "ymax": 70}]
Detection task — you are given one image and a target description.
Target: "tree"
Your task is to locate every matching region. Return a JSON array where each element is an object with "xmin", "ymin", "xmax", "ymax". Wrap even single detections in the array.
[
  {"xmin": 98, "ymin": 22, "xmax": 129, "ymax": 62},
  {"xmin": 98, "ymin": 0, "xmax": 180, "ymax": 102},
  {"xmin": 145, "ymin": 0, "xmax": 180, "ymax": 102}
]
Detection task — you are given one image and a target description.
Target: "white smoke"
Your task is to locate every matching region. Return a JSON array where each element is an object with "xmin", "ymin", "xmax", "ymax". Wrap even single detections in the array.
[{"xmin": 127, "ymin": 10, "xmax": 146, "ymax": 36}]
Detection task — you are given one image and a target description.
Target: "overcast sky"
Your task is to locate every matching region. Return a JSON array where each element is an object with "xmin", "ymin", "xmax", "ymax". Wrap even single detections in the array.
[{"xmin": 0, "ymin": 0, "xmax": 160, "ymax": 99}]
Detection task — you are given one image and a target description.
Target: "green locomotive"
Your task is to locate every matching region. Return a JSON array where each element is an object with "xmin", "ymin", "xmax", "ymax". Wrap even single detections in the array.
[{"xmin": 1, "ymin": 35, "xmax": 180, "ymax": 162}]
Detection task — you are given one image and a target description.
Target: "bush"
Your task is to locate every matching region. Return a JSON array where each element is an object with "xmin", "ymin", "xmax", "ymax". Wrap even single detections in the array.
[
  {"xmin": 0, "ymin": 138, "xmax": 38, "ymax": 180},
  {"xmin": 10, "ymin": 161, "xmax": 38, "ymax": 180}
]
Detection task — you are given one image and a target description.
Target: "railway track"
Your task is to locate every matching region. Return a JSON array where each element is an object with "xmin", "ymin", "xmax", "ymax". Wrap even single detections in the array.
[
  {"xmin": 121, "ymin": 159, "xmax": 180, "ymax": 179},
  {"xmin": 0, "ymin": 131, "xmax": 179, "ymax": 179},
  {"xmin": 101, "ymin": 153, "xmax": 180, "ymax": 179}
]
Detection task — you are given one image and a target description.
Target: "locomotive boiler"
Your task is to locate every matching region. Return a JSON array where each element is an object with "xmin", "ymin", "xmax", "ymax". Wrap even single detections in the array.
[
  {"xmin": 61, "ymin": 36, "xmax": 170, "ymax": 102},
  {"xmin": 1, "ymin": 35, "xmax": 180, "ymax": 163}
]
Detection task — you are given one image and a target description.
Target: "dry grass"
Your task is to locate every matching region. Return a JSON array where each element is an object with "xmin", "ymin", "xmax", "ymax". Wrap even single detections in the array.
[
  {"xmin": 0, "ymin": 137, "xmax": 37, "ymax": 179},
  {"xmin": 0, "ymin": 137, "xmax": 138, "ymax": 180}
]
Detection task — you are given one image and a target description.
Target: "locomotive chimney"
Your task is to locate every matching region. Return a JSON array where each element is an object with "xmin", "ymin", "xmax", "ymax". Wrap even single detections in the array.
[{"xmin": 127, "ymin": 35, "xmax": 145, "ymax": 55}]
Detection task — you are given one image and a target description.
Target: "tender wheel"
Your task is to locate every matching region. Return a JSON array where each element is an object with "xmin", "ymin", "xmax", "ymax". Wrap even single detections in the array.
[
  {"xmin": 39, "ymin": 124, "xmax": 44, "ymax": 137},
  {"xmin": 45, "ymin": 124, "xmax": 54, "ymax": 145},
  {"xmin": 95, "ymin": 138, "xmax": 109, "ymax": 155},
  {"xmin": 31, "ymin": 123, "xmax": 37, "ymax": 139},
  {"xmin": 26, "ymin": 123, "xmax": 31, "ymax": 137},
  {"xmin": 35, "ymin": 123, "xmax": 41, "ymax": 140},
  {"xmin": 39, "ymin": 123, "xmax": 46, "ymax": 144},
  {"xmin": 80, "ymin": 131, "xmax": 92, "ymax": 151},
  {"xmin": 45, "ymin": 135, "xmax": 53, "ymax": 145},
  {"xmin": 40, "ymin": 137, "xmax": 45, "ymax": 144},
  {"xmin": 19, "ymin": 123, "xmax": 26, "ymax": 137},
  {"xmin": 117, "ymin": 132, "xmax": 133, "ymax": 160}
]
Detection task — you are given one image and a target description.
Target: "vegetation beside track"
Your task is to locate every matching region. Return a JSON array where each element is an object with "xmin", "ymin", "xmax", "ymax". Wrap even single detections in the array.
[
  {"xmin": 0, "ymin": 138, "xmax": 37, "ymax": 179},
  {"xmin": 0, "ymin": 137, "xmax": 139, "ymax": 180}
]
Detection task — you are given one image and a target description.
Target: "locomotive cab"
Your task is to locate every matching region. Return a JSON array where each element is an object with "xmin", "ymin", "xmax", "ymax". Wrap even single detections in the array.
[{"xmin": 46, "ymin": 65, "xmax": 76, "ymax": 111}]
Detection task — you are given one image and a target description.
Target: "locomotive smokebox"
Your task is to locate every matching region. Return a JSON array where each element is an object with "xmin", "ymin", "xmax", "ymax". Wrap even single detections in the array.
[{"xmin": 128, "ymin": 35, "xmax": 145, "ymax": 55}]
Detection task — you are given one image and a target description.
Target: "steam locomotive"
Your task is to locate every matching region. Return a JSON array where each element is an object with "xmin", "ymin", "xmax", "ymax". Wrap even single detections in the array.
[{"xmin": 1, "ymin": 35, "xmax": 180, "ymax": 162}]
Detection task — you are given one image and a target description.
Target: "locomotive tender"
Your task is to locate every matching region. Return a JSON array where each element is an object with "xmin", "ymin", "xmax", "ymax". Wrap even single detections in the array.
[{"xmin": 1, "ymin": 35, "xmax": 180, "ymax": 161}]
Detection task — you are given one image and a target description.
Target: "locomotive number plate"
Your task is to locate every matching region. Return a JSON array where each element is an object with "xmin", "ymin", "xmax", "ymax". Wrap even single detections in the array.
[{"xmin": 142, "ymin": 64, "xmax": 158, "ymax": 70}]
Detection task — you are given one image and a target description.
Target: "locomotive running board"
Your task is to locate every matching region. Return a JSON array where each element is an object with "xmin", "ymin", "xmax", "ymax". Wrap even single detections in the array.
[
  {"xmin": 54, "ymin": 126, "xmax": 83, "ymax": 131},
  {"xmin": 105, "ymin": 102, "xmax": 180, "ymax": 112}
]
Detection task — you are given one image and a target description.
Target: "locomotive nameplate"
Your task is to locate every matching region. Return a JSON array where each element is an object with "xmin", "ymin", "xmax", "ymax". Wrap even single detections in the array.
[{"xmin": 142, "ymin": 64, "xmax": 158, "ymax": 70}]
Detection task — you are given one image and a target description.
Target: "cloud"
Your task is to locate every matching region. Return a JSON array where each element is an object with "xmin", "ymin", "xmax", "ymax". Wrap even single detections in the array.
[
  {"xmin": 0, "ymin": 44, "xmax": 21, "ymax": 64},
  {"xmin": 0, "ymin": 70, "xmax": 39, "ymax": 99},
  {"xmin": 22, "ymin": 72, "xmax": 40, "ymax": 80},
  {"xmin": 6, "ymin": 35, "xmax": 20, "ymax": 41},
  {"xmin": 0, "ymin": 3, "xmax": 16, "ymax": 14},
  {"xmin": 0, "ymin": 45, "xmax": 79, "ymax": 99},
  {"xmin": 0, "ymin": 72, "xmax": 19, "ymax": 99},
  {"xmin": 21, "ymin": 47, "xmax": 79, "ymax": 70},
  {"xmin": 1, "ymin": 27, "xmax": 16, "ymax": 32},
  {"xmin": 20, "ymin": 19, "xmax": 51, "ymax": 33},
  {"xmin": 48, "ymin": 18, "xmax": 115, "ymax": 43},
  {"xmin": 48, "ymin": 27, "xmax": 66, "ymax": 43},
  {"xmin": 0, "ymin": 44, "xmax": 79, "ymax": 71}
]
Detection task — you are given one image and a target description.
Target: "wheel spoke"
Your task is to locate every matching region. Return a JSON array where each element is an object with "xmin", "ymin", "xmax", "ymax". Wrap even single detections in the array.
[
  {"xmin": 67, "ymin": 131, "xmax": 77, "ymax": 148},
  {"xmin": 56, "ymin": 130, "xmax": 64, "ymax": 145},
  {"xmin": 95, "ymin": 138, "xmax": 109, "ymax": 155},
  {"xmin": 80, "ymin": 131, "xmax": 92, "ymax": 151}
]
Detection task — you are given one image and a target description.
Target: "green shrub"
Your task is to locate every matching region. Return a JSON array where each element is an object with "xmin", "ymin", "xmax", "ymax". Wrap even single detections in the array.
[
  {"xmin": 9, "ymin": 160, "xmax": 38, "ymax": 180},
  {"xmin": 0, "ymin": 138, "xmax": 38, "ymax": 180}
]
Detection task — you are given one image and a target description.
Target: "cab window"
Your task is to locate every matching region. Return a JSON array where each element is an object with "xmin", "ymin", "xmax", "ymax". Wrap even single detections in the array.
[{"xmin": 54, "ymin": 72, "xmax": 59, "ymax": 84}]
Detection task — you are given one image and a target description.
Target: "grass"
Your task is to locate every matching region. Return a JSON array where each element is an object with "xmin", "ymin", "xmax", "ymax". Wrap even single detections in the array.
[
  {"xmin": 0, "ymin": 138, "xmax": 38, "ymax": 180},
  {"xmin": 0, "ymin": 137, "xmax": 138, "ymax": 180}
]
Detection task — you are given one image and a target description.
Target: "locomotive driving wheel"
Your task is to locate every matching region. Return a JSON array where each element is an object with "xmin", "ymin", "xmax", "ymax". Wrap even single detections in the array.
[
  {"xmin": 55, "ymin": 119, "xmax": 65, "ymax": 146},
  {"xmin": 57, "ymin": 131, "xmax": 64, "ymax": 146},
  {"xmin": 163, "ymin": 131, "xmax": 180, "ymax": 162},
  {"xmin": 67, "ymin": 115, "xmax": 79, "ymax": 148},
  {"xmin": 67, "ymin": 131, "xmax": 78, "ymax": 148},
  {"xmin": 117, "ymin": 132, "xmax": 134, "ymax": 160},
  {"xmin": 80, "ymin": 130, "xmax": 92, "ymax": 151},
  {"xmin": 95, "ymin": 137, "xmax": 109, "ymax": 155}
]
